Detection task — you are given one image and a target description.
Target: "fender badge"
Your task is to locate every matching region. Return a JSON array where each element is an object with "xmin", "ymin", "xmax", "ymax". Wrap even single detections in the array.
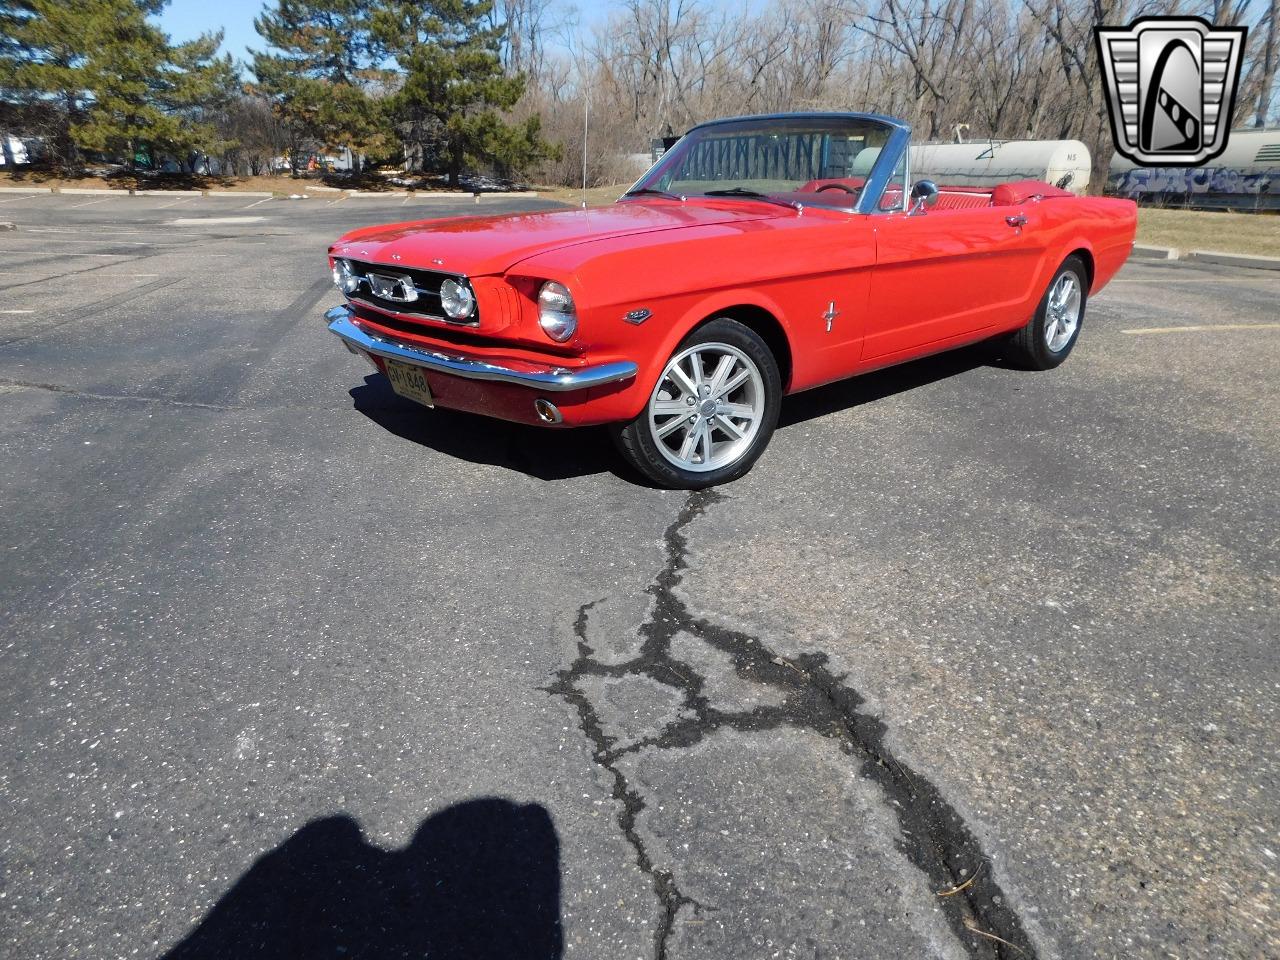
[
  {"xmin": 624, "ymin": 308, "xmax": 651, "ymax": 325},
  {"xmin": 823, "ymin": 301, "xmax": 840, "ymax": 333}
]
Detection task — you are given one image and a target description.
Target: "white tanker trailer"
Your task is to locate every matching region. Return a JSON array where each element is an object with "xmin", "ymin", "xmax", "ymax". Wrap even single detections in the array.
[
  {"xmin": 1107, "ymin": 128, "xmax": 1280, "ymax": 210},
  {"xmin": 906, "ymin": 140, "xmax": 1092, "ymax": 194}
]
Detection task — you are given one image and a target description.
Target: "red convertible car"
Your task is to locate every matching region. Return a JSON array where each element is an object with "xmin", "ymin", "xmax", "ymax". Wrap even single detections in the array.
[{"xmin": 326, "ymin": 112, "xmax": 1136, "ymax": 488}]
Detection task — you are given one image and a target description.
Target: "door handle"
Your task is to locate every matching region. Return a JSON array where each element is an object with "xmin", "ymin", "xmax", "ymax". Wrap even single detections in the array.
[{"xmin": 1006, "ymin": 214, "xmax": 1028, "ymax": 228}]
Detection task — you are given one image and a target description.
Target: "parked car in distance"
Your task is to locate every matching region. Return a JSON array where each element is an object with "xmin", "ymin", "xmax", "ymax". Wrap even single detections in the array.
[{"xmin": 326, "ymin": 112, "xmax": 1137, "ymax": 488}]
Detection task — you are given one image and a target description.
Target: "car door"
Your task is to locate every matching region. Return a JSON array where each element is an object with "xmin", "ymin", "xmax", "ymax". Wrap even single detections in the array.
[{"xmin": 863, "ymin": 204, "xmax": 1044, "ymax": 361}]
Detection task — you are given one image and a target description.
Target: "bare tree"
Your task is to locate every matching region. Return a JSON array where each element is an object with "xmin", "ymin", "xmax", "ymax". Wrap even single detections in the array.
[
  {"xmin": 517, "ymin": 0, "xmax": 1278, "ymax": 189},
  {"xmin": 215, "ymin": 94, "xmax": 288, "ymax": 176},
  {"xmin": 1256, "ymin": 0, "xmax": 1279, "ymax": 125}
]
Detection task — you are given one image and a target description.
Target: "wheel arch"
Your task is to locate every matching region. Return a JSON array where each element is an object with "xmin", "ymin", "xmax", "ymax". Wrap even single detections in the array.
[
  {"xmin": 702, "ymin": 304, "xmax": 793, "ymax": 392},
  {"xmin": 1061, "ymin": 244, "xmax": 1096, "ymax": 292},
  {"xmin": 661, "ymin": 293, "xmax": 794, "ymax": 392}
]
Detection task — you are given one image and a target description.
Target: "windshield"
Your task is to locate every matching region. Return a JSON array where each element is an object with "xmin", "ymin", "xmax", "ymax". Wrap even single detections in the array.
[{"xmin": 628, "ymin": 116, "xmax": 900, "ymax": 212}]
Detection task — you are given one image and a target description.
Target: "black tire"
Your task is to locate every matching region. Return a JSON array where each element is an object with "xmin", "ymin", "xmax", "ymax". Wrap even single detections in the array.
[
  {"xmin": 1003, "ymin": 255, "xmax": 1089, "ymax": 370},
  {"xmin": 612, "ymin": 318, "xmax": 782, "ymax": 489}
]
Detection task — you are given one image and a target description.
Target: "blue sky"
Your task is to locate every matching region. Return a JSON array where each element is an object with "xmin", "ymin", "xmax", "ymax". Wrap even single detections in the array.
[
  {"xmin": 157, "ymin": 0, "xmax": 265, "ymax": 66},
  {"xmin": 155, "ymin": 0, "xmax": 613, "ymax": 69}
]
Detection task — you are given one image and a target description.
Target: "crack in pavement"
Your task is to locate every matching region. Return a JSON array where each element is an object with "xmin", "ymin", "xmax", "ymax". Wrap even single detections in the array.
[
  {"xmin": 550, "ymin": 490, "xmax": 1039, "ymax": 960},
  {"xmin": 548, "ymin": 600, "xmax": 706, "ymax": 960}
]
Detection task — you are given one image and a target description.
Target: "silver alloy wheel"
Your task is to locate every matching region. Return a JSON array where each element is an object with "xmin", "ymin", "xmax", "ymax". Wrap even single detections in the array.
[
  {"xmin": 648, "ymin": 341, "xmax": 765, "ymax": 473},
  {"xmin": 1045, "ymin": 272, "xmax": 1082, "ymax": 353}
]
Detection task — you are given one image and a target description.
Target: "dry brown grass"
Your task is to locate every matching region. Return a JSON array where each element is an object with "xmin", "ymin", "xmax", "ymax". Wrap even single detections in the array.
[
  {"xmin": 7, "ymin": 165, "xmax": 1276, "ymax": 261},
  {"xmin": 0, "ymin": 169, "xmax": 470, "ymax": 195},
  {"xmin": 1136, "ymin": 207, "xmax": 1280, "ymax": 258},
  {"xmin": 534, "ymin": 183, "xmax": 632, "ymax": 206},
  {"xmin": 0, "ymin": 169, "xmax": 307, "ymax": 193}
]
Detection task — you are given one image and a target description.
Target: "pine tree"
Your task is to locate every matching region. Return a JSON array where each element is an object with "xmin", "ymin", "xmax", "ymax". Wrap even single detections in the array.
[
  {"xmin": 251, "ymin": 0, "xmax": 385, "ymax": 171},
  {"xmin": 76, "ymin": 21, "xmax": 236, "ymax": 169},
  {"xmin": 370, "ymin": 0, "xmax": 553, "ymax": 186},
  {"xmin": 0, "ymin": 0, "xmax": 235, "ymax": 171}
]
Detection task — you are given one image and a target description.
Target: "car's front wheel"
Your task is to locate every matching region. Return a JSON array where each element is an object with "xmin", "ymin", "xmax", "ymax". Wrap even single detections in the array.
[{"xmin": 613, "ymin": 318, "xmax": 781, "ymax": 489}]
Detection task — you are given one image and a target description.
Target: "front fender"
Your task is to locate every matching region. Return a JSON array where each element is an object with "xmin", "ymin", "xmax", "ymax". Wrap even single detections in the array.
[{"xmin": 574, "ymin": 288, "xmax": 794, "ymax": 424}]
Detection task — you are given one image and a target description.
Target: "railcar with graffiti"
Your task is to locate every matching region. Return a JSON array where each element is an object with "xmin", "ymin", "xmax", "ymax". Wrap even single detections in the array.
[{"xmin": 1107, "ymin": 128, "xmax": 1280, "ymax": 210}]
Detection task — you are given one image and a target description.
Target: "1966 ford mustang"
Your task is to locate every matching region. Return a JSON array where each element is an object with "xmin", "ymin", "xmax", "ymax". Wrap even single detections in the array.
[{"xmin": 326, "ymin": 112, "xmax": 1136, "ymax": 488}]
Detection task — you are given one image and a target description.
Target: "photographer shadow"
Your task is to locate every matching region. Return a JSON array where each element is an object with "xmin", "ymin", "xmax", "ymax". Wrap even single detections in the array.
[{"xmin": 161, "ymin": 798, "xmax": 563, "ymax": 960}]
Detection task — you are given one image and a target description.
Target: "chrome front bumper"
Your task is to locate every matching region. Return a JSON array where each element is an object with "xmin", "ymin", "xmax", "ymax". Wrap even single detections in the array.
[{"xmin": 325, "ymin": 305, "xmax": 638, "ymax": 392}]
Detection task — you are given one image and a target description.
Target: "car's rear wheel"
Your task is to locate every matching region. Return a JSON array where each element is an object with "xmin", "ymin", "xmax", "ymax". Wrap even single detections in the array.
[
  {"xmin": 1004, "ymin": 255, "xmax": 1088, "ymax": 370},
  {"xmin": 613, "ymin": 318, "xmax": 781, "ymax": 489}
]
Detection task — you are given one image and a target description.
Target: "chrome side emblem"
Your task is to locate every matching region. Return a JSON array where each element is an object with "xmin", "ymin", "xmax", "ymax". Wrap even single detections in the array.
[
  {"xmin": 368, "ymin": 272, "xmax": 419, "ymax": 303},
  {"xmin": 624, "ymin": 308, "xmax": 651, "ymax": 325},
  {"xmin": 823, "ymin": 301, "xmax": 840, "ymax": 333}
]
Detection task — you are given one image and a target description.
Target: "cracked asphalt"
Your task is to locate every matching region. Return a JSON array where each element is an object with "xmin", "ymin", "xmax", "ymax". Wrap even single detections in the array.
[{"xmin": 0, "ymin": 193, "xmax": 1276, "ymax": 959}]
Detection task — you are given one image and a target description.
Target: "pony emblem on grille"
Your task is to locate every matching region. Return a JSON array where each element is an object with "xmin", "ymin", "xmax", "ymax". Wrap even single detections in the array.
[
  {"xmin": 1095, "ymin": 17, "xmax": 1246, "ymax": 167},
  {"xmin": 367, "ymin": 272, "xmax": 419, "ymax": 303}
]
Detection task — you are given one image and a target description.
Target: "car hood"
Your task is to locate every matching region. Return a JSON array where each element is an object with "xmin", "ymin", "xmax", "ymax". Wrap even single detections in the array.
[{"xmin": 328, "ymin": 201, "xmax": 781, "ymax": 276}]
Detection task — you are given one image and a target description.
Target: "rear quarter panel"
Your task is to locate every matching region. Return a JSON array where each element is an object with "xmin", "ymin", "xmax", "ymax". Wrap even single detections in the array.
[{"xmin": 1028, "ymin": 196, "xmax": 1137, "ymax": 306}]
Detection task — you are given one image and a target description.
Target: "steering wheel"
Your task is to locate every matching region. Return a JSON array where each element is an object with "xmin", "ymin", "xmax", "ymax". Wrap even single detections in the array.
[{"xmin": 815, "ymin": 183, "xmax": 860, "ymax": 195}]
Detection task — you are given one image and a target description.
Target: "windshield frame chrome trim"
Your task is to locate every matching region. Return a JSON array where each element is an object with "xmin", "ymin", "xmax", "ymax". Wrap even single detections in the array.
[{"xmin": 623, "ymin": 111, "xmax": 912, "ymax": 217}]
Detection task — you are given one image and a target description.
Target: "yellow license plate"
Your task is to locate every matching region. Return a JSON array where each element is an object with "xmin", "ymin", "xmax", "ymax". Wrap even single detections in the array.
[{"xmin": 384, "ymin": 358, "xmax": 434, "ymax": 407}]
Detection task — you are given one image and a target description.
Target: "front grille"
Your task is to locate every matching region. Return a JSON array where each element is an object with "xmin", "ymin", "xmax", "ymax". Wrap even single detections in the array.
[
  {"xmin": 343, "ymin": 259, "xmax": 478, "ymax": 325},
  {"xmin": 351, "ymin": 305, "xmax": 494, "ymax": 349}
]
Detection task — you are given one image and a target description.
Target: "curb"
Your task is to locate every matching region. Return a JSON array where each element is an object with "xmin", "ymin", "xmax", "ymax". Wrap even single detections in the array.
[
  {"xmin": 0, "ymin": 186, "xmax": 52, "ymax": 194},
  {"xmin": 481, "ymin": 190, "xmax": 539, "ymax": 198},
  {"xmin": 55, "ymin": 187, "xmax": 122, "ymax": 195},
  {"xmin": 344, "ymin": 191, "xmax": 409, "ymax": 198},
  {"xmin": 1130, "ymin": 244, "xmax": 1179, "ymax": 260},
  {"xmin": 135, "ymin": 189, "xmax": 203, "ymax": 196},
  {"xmin": 1184, "ymin": 249, "xmax": 1280, "ymax": 271},
  {"xmin": 204, "ymin": 190, "xmax": 275, "ymax": 197}
]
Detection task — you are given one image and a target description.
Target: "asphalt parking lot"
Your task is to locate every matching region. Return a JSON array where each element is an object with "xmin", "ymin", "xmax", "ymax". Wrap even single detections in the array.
[{"xmin": 0, "ymin": 191, "xmax": 1276, "ymax": 960}]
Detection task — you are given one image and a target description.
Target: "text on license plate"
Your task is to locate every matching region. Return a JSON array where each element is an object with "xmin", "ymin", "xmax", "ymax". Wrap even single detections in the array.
[{"xmin": 384, "ymin": 358, "xmax": 434, "ymax": 407}]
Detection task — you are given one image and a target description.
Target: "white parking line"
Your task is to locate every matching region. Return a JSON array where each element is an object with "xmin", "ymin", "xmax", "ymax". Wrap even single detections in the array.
[
  {"xmin": 0, "ymin": 237, "xmax": 150, "ymax": 245},
  {"xmin": 167, "ymin": 216, "xmax": 265, "ymax": 225},
  {"xmin": 0, "ymin": 194, "xmax": 46, "ymax": 204},
  {"xmin": 242, "ymin": 196, "xmax": 274, "ymax": 209},
  {"xmin": 69, "ymin": 197, "xmax": 116, "ymax": 208},
  {"xmin": 0, "ymin": 309, "xmax": 35, "ymax": 314},
  {"xmin": 24, "ymin": 227, "xmax": 208, "ymax": 238},
  {"xmin": 157, "ymin": 197, "xmax": 194, "ymax": 208},
  {"xmin": 1113, "ymin": 277, "xmax": 1280, "ymax": 284},
  {"xmin": 1121, "ymin": 323, "xmax": 1280, "ymax": 335}
]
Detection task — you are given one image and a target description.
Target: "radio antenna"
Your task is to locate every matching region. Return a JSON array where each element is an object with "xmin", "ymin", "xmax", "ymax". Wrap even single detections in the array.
[{"xmin": 581, "ymin": 94, "xmax": 589, "ymax": 208}]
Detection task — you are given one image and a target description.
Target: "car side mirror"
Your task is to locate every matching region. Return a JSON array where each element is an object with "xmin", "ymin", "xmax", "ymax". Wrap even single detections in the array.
[{"xmin": 909, "ymin": 179, "xmax": 939, "ymax": 215}]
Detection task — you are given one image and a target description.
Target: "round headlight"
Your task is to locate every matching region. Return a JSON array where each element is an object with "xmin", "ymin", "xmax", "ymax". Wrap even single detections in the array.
[
  {"xmin": 439, "ymin": 277, "xmax": 476, "ymax": 320},
  {"xmin": 331, "ymin": 258, "xmax": 360, "ymax": 294},
  {"xmin": 538, "ymin": 281, "xmax": 577, "ymax": 342}
]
